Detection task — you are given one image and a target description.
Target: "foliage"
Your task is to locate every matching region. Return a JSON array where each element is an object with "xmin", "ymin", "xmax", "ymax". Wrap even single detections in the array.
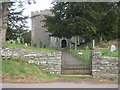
[
  {"xmin": 6, "ymin": 2, "xmax": 29, "ymax": 41},
  {"xmin": 2, "ymin": 42, "xmax": 57, "ymax": 52},
  {"xmin": 0, "ymin": 0, "xmax": 36, "ymax": 43},
  {"xmin": 22, "ymin": 31, "xmax": 31, "ymax": 44},
  {"xmin": 44, "ymin": 2, "xmax": 119, "ymax": 42}
]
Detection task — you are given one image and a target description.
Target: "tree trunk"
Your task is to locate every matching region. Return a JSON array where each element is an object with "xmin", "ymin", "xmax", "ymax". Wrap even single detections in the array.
[
  {"xmin": 0, "ymin": 3, "xmax": 2, "ymax": 43},
  {"xmin": 0, "ymin": 2, "xmax": 9, "ymax": 43}
]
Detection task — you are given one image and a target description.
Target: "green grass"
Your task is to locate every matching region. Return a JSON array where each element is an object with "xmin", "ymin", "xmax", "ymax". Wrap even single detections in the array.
[
  {"xmin": 2, "ymin": 58, "xmax": 56, "ymax": 80},
  {"xmin": 1, "ymin": 42, "xmax": 57, "ymax": 52},
  {"xmin": 100, "ymin": 49, "xmax": 119, "ymax": 57},
  {"xmin": 109, "ymin": 78, "xmax": 118, "ymax": 81}
]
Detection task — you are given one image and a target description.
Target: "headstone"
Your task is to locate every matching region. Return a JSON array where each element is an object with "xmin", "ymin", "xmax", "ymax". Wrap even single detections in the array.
[
  {"xmin": 78, "ymin": 52, "xmax": 83, "ymax": 55},
  {"xmin": 92, "ymin": 40, "xmax": 95, "ymax": 48},
  {"xmin": 110, "ymin": 45, "xmax": 116, "ymax": 52},
  {"xmin": 17, "ymin": 38, "xmax": 21, "ymax": 45},
  {"xmin": 86, "ymin": 46, "xmax": 88, "ymax": 51},
  {"xmin": 28, "ymin": 60, "xmax": 34, "ymax": 64},
  {"xmin": 25, "ymin": 43, "xmax": 27, "ymax": 46}
]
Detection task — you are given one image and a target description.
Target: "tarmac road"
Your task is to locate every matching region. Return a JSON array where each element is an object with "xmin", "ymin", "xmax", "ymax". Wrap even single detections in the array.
[{"xmin": 2, "ymin": 80, "xmax": 118, "ymax": 88}]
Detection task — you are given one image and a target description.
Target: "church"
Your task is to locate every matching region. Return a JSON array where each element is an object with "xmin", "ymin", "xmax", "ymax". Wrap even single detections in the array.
[{"xmin": 31, "ymin": 10, "xmax": 85, "ymax": 48}]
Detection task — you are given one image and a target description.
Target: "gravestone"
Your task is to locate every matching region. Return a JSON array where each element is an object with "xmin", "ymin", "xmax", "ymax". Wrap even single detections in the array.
[
  {"xmin": 17, "ymin": 38, "xmax": 21, "ymax": 45},
  {"xmin": 110, "ymin": 45, "xmax": 116, "ymax": 52},
  {"xmin": 86, "ymin": 46, "xmax": 88, "ymax": 51},
  {"xmin": 25, "ymin": 43, "xmax": 27, "ymax": 46},
  {"xmin": 78, "ymin": 52, "xmax": 83, "ymax": 55},
  {"xmin": 92, "ymin": 40, "xmax": 95, "ymax": 48}
]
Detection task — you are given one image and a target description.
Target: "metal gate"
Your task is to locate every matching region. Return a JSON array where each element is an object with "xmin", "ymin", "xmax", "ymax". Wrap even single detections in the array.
[
  {"xmin": 62, "ymin": 64, "xmax": 91, "ymax": 75},
  {"xmin": 61, "ymin": 51, "xmax": 92, "ymax": 75}
]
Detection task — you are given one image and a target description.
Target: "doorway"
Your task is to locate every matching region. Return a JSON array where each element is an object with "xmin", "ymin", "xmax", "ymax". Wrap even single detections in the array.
[{"xmin": 61, "ymin": 40, "xmax": 67, "ymax": 48}]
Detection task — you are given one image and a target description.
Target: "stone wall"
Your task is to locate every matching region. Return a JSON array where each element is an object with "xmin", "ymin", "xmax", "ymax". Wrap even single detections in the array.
[
  {"xmin": 1, "ymin": 46, "xmax": 62, "ymax": 75},
  {"xmin": 92, "ymin": 51, "xmax": 118, "ymax": 79}
]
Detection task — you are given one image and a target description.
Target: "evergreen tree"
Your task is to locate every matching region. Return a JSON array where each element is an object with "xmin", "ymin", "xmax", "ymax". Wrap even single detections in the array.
[
  {"xmin": 44, "ymin": 2, "xmax": 118, "ymax": 44},
  {"xmin": 6, "ymin": 2, "xmax": 28, "ymax": 41},
  {"xmin": 0, "ymin": 0, "xmax": 36, "ymax": 42}
]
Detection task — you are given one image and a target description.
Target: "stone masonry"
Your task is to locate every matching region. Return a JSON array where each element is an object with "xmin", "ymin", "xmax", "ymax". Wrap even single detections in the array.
[
  {"xmin": 1, "ymin": 46, "xmax": 119, "ymax": 78},
  {"xmin": 1, "ymin": 46, "xmax": 62, "ymax": 75},
  {"xmin": 92, "ymin": 51, "xmax": 118, "ymax": 79}
]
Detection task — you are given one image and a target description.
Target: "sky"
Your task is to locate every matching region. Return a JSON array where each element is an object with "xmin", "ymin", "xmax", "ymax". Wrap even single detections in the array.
[{"xmin": 23, "ymin": 0, "xmax": 54, "ymax": 30}]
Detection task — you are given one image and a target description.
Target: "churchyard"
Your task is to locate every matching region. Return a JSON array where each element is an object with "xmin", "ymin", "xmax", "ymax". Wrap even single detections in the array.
[
  {"xmin": 1, "ymin": 40, "xmax": 119, "ymax": 83},
  {"xmin": 0, "ymin": 2, "xmax": 119, "ymax": 88}
]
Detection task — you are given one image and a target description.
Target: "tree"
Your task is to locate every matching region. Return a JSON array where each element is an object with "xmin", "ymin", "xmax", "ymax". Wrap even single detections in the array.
[
  {"xmin": 22, "ymin": 31, "xmax": 31, "ymax": 44},
  {"xmin": 44, "ymin": 2, "xmax": 97, "ymax": 50},
  {"xmin": 44, "ymin": 2, "xmax": 119, "ymax": 48},
  {"xmin": 6, "ymin": 2, "xmax": 29, "ymax": 41},
  {"xmin": 0, "ymin": 0, "xmax": 36, "ymax": 43},
  {"xmin": 86, "ymin": 2, "xmax": 118, "ymax": 42}
]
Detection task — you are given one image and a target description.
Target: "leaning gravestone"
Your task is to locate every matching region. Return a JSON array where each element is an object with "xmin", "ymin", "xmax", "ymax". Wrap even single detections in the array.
[{"xmin": 110, "ymin": 45, "xmax": 116, "ymax": 52}]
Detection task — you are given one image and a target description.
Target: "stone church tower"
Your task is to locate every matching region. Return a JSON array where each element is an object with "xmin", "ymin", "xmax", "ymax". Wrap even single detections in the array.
[
  {"xmin": 31, "ymin": 10, "xmax": 52, "ymax": 48},
  {"xmin": 31, "ymin": 10, "xmax": 83, "ymax": 48}
]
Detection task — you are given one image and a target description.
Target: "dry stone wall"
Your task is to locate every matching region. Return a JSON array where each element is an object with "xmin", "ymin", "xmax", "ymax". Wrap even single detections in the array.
[
  {"xmin": 1, "ymin": 46, "xmax": 62, "ymax": 75},
  {"xmin": 92, "ymin": 51, "xmax": 119, "ymax": 79},
  {"xmin": 1, "ymin": 46, "xmax": 119, "ymax": 78}
]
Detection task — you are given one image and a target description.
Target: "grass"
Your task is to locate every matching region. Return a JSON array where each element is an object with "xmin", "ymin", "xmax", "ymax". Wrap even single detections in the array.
[
  {"xmin": 1, "ymin": 42, "xmax": 57, "ymax": 52},
  {"xmin": 100, "ymin": 49, "xmax": 119, "ymax": 57},
  {"xmin": 2, "ymin": 58, "xmax": 57, "ymax": 81}
]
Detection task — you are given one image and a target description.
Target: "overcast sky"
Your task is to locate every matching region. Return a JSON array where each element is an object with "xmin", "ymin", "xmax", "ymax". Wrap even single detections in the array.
[{"xmin": 23, "ymin": 0, "xmax": 53, "ymax": 30}]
